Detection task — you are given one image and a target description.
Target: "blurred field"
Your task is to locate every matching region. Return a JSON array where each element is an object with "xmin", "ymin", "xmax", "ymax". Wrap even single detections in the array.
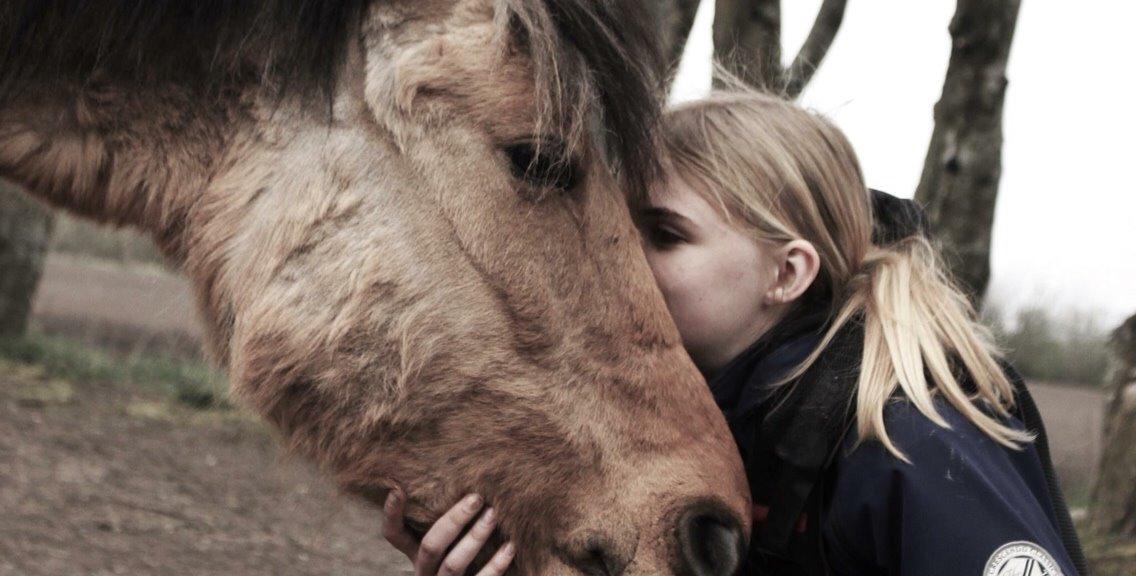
[
  {"xmin": 1027, "ymin": 381, "xmax": 1108, "ymax": 505},
  {"xmin": 50, "ymin": 213, "xmax": 166, "ymax": 267},
  {"xmin": 31, "ymin": 254, "xmax": 202, "ymax": 361}
]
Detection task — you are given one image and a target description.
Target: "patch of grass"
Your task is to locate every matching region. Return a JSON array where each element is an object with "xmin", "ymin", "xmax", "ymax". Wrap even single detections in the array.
[
  {"xmin": 1065, "ymin": 487, "xmax": 1094, "ymax": 514},
  {"xmin": 0, "ymin": 332, "xmax": 230, "ymax": 410},
  {"xmin": 1, "ymin": 363, "xmax": 75, "ymax": 407},
  {"xmin": 1082, "ymin": 532, "xmax": 1136, "ymax": 576},
  {"xmin": 0, "ymin": 334, "xmax": 118, "ymax": 381}
]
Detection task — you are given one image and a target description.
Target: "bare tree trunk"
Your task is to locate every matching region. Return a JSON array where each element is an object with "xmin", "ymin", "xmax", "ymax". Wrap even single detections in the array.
[
  {"xmin": 914, "ymin": 0, "xmax": 1021, "ymax": 303},
  {"xmin": 1088, "ymin": 313, "xmax": 1136, "ymax": 537},
  {"xmin": 711, "ymin": 0, "xmax": 847, "ymax": 97},
  {"xmin": 713, "ymin": 0, "xmax": 783, "ymax": 90},
  {"xmin": 0, "ymin": 181, "xmax": 53, "ymax": 338},
  {"xmin": 650, "ymin": 0, "xmax": 703, "ymax": 82}
]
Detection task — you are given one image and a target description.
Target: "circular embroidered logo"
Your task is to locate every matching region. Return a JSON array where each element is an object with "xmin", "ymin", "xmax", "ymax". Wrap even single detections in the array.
[{"xmin": 984, "ymin": 541, "xmax": 1064, "ymax": 576}]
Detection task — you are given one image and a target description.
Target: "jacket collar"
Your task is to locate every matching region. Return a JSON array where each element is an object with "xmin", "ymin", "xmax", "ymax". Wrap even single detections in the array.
[{"xmin": 706, "ymin": 305, "xmax": 830, "ymax": 427}]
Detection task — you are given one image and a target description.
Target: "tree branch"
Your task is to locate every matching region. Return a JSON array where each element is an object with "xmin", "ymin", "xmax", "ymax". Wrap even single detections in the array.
[{"xmin": 783, "ymin": 0, "xmax": 848, "ymax": 98}]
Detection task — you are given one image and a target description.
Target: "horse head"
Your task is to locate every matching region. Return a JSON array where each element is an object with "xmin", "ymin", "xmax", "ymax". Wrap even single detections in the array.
[{"xmin": 0, "ymin": 1, "xmax": 750, "ymax": 573}]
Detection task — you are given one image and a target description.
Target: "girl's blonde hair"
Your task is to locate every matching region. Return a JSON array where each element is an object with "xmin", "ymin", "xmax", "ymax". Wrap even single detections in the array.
[{"xmin": 662, "ymin": 91, "xmax": 1032, "ymax": 458}]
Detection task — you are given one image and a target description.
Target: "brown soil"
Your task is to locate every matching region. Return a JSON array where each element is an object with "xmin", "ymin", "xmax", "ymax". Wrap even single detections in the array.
[
  {"xmin": 1027, "ymin": 381, "xmax": 1109, "ymax": 501},
  {"xmin": 0, "ymin": 363, "xmax": 412, "ymax": 576}
]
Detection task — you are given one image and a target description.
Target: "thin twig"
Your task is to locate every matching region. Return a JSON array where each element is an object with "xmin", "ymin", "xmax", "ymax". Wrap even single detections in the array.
[{"xmin": 784, "ymin": 0, "xmax": 848, "ymax": 98}]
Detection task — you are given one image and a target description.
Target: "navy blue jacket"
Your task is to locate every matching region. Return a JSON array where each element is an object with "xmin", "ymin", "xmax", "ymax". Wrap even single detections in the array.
[
  {"xmin": 707, "ymin": 318, "xmax": 1080, "ymax": 575},
  {"xmin": 823, "ymin": 397, "xmax": 1076, "ymax": 575}
]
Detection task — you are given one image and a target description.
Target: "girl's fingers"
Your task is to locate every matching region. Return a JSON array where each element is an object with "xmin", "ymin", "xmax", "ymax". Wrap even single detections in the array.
[
  {"xmin": 415, "ymin": 494, "xmax": 485, "ymax": 575},
  {"xmin": 475, "ymin": 542, "xmax": 516, "ymax": 576},
  {"xmin": 382, "ymin": 490, "xmax": 419, "ymax": 558},
  {"xmin": 437, "ymin": 507, "xmax": 499, "ymax": 576}
]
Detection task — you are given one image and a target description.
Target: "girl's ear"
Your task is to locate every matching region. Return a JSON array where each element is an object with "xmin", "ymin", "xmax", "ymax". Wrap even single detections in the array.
[{"xmin": 764, "ymin": 239, "xmax": 820, "ymax": 305}]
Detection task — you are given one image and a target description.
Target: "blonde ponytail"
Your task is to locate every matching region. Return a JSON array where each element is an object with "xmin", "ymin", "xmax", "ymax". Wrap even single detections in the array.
[
  {"xmin": 847, "ymin": 238, "xmax": 1033, "ymax": 458},
  {"xmin": 661, "ymin": 91, "xmax": 1033, "ymax": 460}
]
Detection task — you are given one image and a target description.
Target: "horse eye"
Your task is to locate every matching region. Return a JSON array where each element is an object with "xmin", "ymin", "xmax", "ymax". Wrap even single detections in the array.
[{"xmin": 504, "ymin": 138, "xmax": 581, "ymax": 192}]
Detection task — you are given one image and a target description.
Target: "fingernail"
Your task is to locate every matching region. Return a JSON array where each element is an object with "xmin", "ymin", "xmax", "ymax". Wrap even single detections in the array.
[
  {"xmin": 465, "ymin": 493, "xmax": 483, "ymax": 511},
  {"xmin": 502, "ymin": 542, "xmax": 516, "ymax": 557},
  {"xmin": 482, "ymin": 507, "xmax": 496, "ymax": 522}
]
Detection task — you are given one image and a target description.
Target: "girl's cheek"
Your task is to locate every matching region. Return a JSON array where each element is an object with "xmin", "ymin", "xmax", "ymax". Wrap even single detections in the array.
[{"xmin": 650, "ymin": 251, "xmax": 690, "ymax": 292}]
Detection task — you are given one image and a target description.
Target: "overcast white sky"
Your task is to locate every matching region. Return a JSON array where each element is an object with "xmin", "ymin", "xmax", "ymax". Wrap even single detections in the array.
[{"xmin": 672, "ymin": 0, "xmax": 1136, "ymax": 329}]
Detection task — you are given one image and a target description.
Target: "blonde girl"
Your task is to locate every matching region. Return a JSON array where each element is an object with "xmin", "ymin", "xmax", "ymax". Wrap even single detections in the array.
[{"xmin": 383, "ymin": 91, "xmax": 1084, "ymax": 576}]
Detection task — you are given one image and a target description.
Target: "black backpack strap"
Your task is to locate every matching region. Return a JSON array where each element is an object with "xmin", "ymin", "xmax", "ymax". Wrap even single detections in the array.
[{"xmin": 1001, "ymin": 362, "xmax": 1089, "ymax": 575}]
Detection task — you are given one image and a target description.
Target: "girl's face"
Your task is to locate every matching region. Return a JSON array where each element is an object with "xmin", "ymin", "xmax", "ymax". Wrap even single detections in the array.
[{"xmin": 638, "ymin": 172, "xmax": 786, "ymax": 373}]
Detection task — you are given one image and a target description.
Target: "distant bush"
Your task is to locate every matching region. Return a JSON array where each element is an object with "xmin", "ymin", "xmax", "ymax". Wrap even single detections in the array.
[
  {"xmin": 983, "ymin": 303, "xmax": 1110, "ymax": 386},
  {"xmin": 50, "ymin": 212, "xmax": 166, "ymax": 266}
]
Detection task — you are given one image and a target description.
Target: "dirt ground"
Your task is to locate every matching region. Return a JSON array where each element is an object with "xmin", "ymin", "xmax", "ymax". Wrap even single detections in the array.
[
  {"xmin": 1026, "ymin": 381, "xmax": 1108, "ymax": 503},
  {"xmin": 3, "ymin": 255, "xmax": 1115, "ymax": 574},
  {"xmin": 0, "ymin": 362, "xmax": 412, "ymax": 576}
]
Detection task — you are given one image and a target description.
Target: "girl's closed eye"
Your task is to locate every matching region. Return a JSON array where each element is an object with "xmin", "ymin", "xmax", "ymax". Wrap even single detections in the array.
[
  {"xmin": 645, "ymin": 222, "xmax": 685, "ymax": 247},
  {"xmin": 638, "ymin": 207, "xmax": 694, "ymax": 248}
]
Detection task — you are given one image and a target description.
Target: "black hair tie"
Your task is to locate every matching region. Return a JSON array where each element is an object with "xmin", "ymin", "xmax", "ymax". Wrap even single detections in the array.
[{"xmin": 869, "ymin": 188, "xmax": 931, "ymax": 245}]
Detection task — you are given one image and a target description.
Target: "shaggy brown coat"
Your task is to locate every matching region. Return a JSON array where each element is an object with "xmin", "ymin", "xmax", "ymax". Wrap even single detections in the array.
[{"xmin": 0, "ymin": 1, "xmax": 751, "ymax": 573}]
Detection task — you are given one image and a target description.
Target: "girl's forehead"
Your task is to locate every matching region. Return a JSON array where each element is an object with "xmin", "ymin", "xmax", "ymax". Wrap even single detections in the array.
[
  {"xmin": 650, "ymin": 173, "xmax": 704, "ymax": 211},
  {"xmin": 644, "ymin": 176, "xmax": 737, "ymax": 236},
  {"xmin": 651, "ymin": 170, "xmax": 736, "ymax": 224}
]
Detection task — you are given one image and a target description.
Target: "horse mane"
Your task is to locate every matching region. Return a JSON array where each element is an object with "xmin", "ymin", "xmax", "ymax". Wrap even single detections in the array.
[
  {"xmin": 0, "ymin": 0, "xmax": 662, "ymax": 193},
  {"xmin": 0, "ymin": 0, "xmax": 365, "ymax": 100}
]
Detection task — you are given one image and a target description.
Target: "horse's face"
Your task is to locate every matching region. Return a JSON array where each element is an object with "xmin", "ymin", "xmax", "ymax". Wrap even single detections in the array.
[
  {"xmin": 198, "ymin": 2, "xmax": 750, "ymax": 574},
  {"xmin": 0, "ymin": 0, "xmax": 748, "ymax": 574}
]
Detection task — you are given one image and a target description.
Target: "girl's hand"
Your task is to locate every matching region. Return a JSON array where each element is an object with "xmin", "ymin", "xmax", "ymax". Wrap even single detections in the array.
[{"xmin": 382, "ymin": 490, "xmax": 516, "ymax": 576}]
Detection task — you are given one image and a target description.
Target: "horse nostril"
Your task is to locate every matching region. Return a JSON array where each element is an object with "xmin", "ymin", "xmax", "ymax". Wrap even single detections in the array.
[
  {"xmin": 673, "ymin": 502, "xmax": 745, "ymax": 576},
  {"xmin": 559, "ymin": 532, "xmax": 632, "ymax": 576}
]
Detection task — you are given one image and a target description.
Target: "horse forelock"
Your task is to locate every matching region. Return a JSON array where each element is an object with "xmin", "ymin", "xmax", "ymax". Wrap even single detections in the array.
[{"xmin": 505, "ymin": 0, "xmax": 665, "ymax": 200}]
